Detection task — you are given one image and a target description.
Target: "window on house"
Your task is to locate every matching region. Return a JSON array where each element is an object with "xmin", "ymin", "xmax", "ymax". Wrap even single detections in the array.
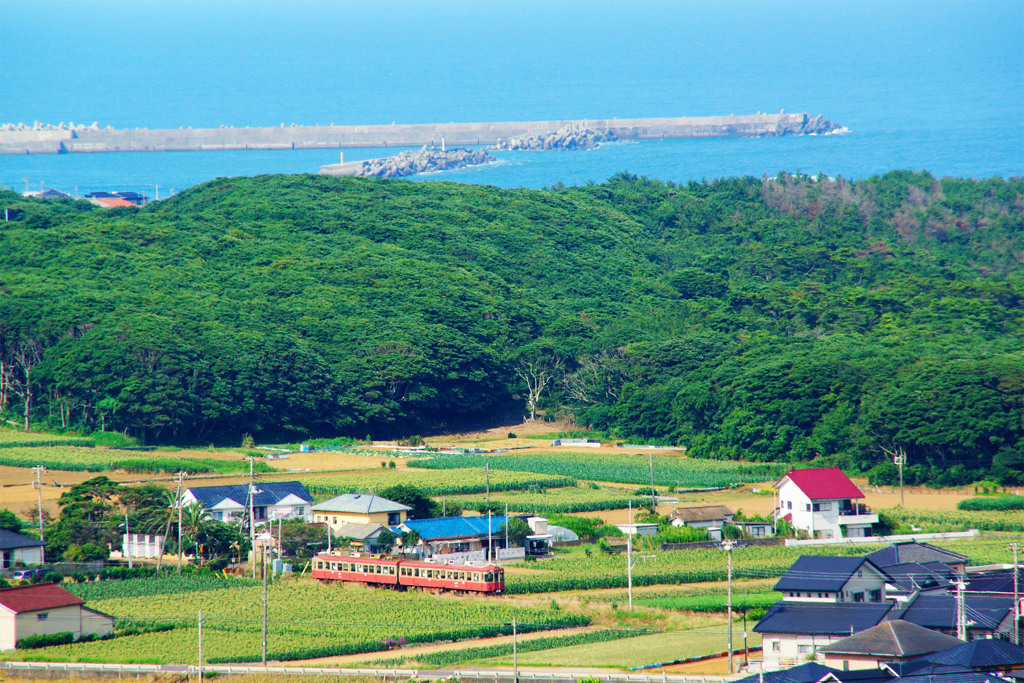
[
  {"xmin": 772, "ymin": 641, "xmax": 781, "ymax": 652},
  {"xmin": 798, "ymin": 644, "xmax": 813, "ymax": 654},
  {"xmin": 870, "ymin": 589, "xmax": 882, "ymax": 602},
  {"xmin": 806, "ymin": 504, "xmax": 812, "ymax": 511},
  {"xmin": 37, "ymin": 613, "xmax": 48, "ymax": 621},
  {"xmin": 853, "ymin": 592, "xmax": 865, "ymax": 603},
  {"xmin": 812, "ymin": 502, "xmax": 832, "ymax": 511},
  {"xmin": 787, "ymin": 501, "xmax": 792, "ymax": 510},
  {"xmin": 388, "ymin": 512, "xmax": 400, "ymax": 525}
]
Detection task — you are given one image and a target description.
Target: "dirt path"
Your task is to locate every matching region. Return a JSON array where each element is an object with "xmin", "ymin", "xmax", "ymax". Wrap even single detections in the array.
[{"xmin": 275, "ymin": 625, "xmax": 602, "ymax": 667}]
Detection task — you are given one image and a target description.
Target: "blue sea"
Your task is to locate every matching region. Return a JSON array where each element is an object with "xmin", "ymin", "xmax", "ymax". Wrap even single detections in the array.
[{"xmin": 1, "ymin": 0, "xmax": 1021, "ymax": 196}]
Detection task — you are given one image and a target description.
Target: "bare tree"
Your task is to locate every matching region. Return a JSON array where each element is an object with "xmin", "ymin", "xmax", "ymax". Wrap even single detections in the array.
[
  {"xmin": 515, "ymin": 355, "xmax": 563, "ymax": 421},
  {"xmin": 9, "ymin": 337, "xmax": 44, "ymax": 431}
]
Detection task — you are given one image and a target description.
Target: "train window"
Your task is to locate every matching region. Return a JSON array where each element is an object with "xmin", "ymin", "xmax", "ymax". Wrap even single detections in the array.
[
  {"xmin": 427, "ymin": 570, "xmax": 433, "ymax": 578},
  {"xmin": 484, "ymin": 573, "xmax": 493, "ymax": 582},
  {"xmin": 473, "ymin": 573, "xmax": 481, "ymax": 581},
  {"xmin": 459, "ymin": 572, "xmax": 465, "ymax": 580},
  {"xmin": 375, "ymin": 565, "xmax": 381, "ymax": 574},
  {"xmin": 343, "ymin": 563, "xmax": 351, "ymax": 571},
  {"xmin": 414, "ymin": 568, "xmax": 420, "ymax": 577}
]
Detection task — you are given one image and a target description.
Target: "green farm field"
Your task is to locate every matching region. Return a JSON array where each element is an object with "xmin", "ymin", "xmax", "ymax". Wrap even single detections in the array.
[
  {"xmin": 303, "ymin": 468, "xmax": 574, "ymax": 498},
  {"xmin": 409, "ymin": 451, "xmax": 785, "ymax": 489},
  {"xmin": 448, "ymin": 485, "xmax": 648, "ymax": 514},
  {"xmin": 0, "ymin": 444, "xmax": 271, "ymax": 475},
  {"xmin": 4, "ymin": 579, "xmax": 585, "ymax": 664}
]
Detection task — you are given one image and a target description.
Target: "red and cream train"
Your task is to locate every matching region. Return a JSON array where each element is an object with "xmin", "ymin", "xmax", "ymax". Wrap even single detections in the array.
[{"xmin": 311, "ymin": 552, "xmax": 505, "ymax": 593}]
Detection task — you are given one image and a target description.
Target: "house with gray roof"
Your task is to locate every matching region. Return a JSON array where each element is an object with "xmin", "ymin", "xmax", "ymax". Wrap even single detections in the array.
[
  {"xmin": 775, "ymin": 556, "xmax": 888, "ymax": 604},
  {"xmin": 312, "ymin": 494, "xmax": 410, "ymax": 535},
  {"xmin": 0, "ymin": 530, "xmax": 45, "ymax": 568},
  {"xmin": 181, "ymin": 481, "xmax": 313, "ymax": 525},
  {"xmin": 867, "ymin": 541, "xmax": 969, "ymax": 574},
  {"xmin": 818, "ymin": 620, "xmax": 964, "ymax": 670},
  {"xmin": 756, "ymin": 601, "xmax": 894, "ymax": 669}
]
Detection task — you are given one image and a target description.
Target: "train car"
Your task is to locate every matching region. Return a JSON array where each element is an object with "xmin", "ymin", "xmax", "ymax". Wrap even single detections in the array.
[
  {"xmin": 312, "ymin": 553, "xmax": 400, "ymax": 586},
  {"xmin": 311, "ymin": 553, "xmax": 504, "ymax": 593},
  {"xmin": 397, "ymin": 560, "xmax": 504, "ymax": 593}
]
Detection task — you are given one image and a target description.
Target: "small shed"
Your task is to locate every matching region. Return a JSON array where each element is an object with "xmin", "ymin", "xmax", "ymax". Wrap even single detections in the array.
[
  {"xmin": 0, "ymin": 583, "xmax": 113, "ymax": 651},
  {"xmin": 669, "ymin": 505, "xmax": 733, "ymax": 529}
]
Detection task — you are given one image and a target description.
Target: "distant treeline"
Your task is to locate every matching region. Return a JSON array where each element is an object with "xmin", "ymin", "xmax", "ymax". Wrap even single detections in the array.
[{"xmin": 0, "ymin": 171, "xmax": 1021, "ymax": 483}]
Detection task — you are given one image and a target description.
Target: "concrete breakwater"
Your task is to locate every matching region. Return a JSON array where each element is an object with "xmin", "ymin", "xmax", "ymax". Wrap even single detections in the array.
[
  {"xmin": 0, "ymin": 112, "xmax": 844, "ymax": 155},
  {"xmin": 321, "ymin": 147, "xmax": 494, "ymax": 178}
]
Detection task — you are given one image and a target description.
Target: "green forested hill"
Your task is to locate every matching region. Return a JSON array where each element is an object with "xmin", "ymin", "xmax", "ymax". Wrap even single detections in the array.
[{"xmin": 1, "ymin": 172, "xmax": 1021, "ymax": 484}]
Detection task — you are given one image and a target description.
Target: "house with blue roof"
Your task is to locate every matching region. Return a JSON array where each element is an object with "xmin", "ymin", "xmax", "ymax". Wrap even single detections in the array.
[
  {"xmin": 181, "ymin": 481, "xmax": 313, "ymax": 525},
  {"xmin": 396, "ymin": 515, "xmax": 506, "ymax": 555}
]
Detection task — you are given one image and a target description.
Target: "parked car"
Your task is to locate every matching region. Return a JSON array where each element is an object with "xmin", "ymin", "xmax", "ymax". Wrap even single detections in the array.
[{"xmin": 12, "ymin": 568, "xmax": 46, "ymax": 580}]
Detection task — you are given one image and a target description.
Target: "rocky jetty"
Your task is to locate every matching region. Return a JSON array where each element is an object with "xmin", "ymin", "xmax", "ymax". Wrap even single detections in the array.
[
  {"xmin": 321, "ymin": 146, "xmax": 494, "ymax": 178},
  {"xmin": 490, "ymin": 126, "xmax": 617, "ymax": 151}
]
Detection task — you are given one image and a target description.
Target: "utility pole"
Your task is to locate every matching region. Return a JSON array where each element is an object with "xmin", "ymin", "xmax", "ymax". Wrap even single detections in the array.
[
  {"xmin": 505, "ymin": 502, "xmax": 509, "ymax": 550},
  {"xmin": 485, "ymin": 463, "xmax": 490, "ymax": 507},
  {"xmin": 198, "ymin": 610, "xmax": 204, "ymax": 683},
  {"xmin": 884, "ymin": 446, "xmax": 906, "ymax": 507},
  {"xmin": 723, "ymin": 539, "xmax": 736, "ymax": 674},
  {"xmin": 512, "ymin": 616, "xmax": 518, "ymax": 683},
  {"xmin": 262, "ymin": 545, "xmax": 269, "ymax": 665},
  {"xmin": 648, "ymin": 451, "xmax": 656, "ymax": 511},
  {"xmin": 31, "ymin": 465, "xmax": 46, "ymax": 541},
  {"xmin": 125, "ymin": 512, "xmax": 133, "ymax": 568},
  {"xmin": 487, "ymin": 509, "xmax": 493, "ymax": 563},
  {"xmin": 956, "ymin": 580, "xmax": 967, "ymax": 640},
  {"xmin": 245, "ymin": 456, "xmax": 260, "ymax": 578},
  {"xmin": 1012, "ymin": 542, "xmax": 1020, "ymax": 645},
  {"xmin": 626, "ymin": 501, "xmax": 654, "ymax": 611},
  {"xmin": 175, "ymin": 471, "xmax": 187, "ymax": 573}
]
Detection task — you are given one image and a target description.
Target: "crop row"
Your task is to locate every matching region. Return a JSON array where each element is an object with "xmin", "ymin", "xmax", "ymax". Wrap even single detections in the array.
[
  {"xmin": 305, "ymin": 468, "xmax": 574, "ymax": 498},
  {"xmin": 0, "ymin": 435, "xmax": 95, "ymax": 448},
  {"xmin": 957, "ymin": 496, "xmax": 1024, "ymax": 512},
  {"xmin": 450, "ymin": 487, "xmax": 649, "ymax": 514},
  {"xmin": 635, "ymin": 592, "xmax": 781, "ymax": 613},
  {"xmin": 881, "ymin": 507, "xmax": 1024, "ymax": 533},
  {"xmin": 68, "ymin": 574, "xmax": 259, "ymax": 602},
  {"xmin": 410, "ymin": 452, "xmax": 783, "ymax": 488},
  {"xmin": 0, "ymin": 445, "xmax": 271, "ymax": 474}
]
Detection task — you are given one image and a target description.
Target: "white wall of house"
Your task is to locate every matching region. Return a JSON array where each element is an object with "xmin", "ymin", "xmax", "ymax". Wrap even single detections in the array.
[
  {"xmin": 761, "ymin": 632, "xmax": 844, "ymax": 670},
  {"xmin": 5, "ymin": 546, "xmax": 44, "ymax": 567},
  {"xmin": 0, "ymin": 605, "xmax": 113, "ymax": 651},
  {"xmin": 777, "ymin": 480, "xmax": 877, "ymax": 539},
  {"xmin": 781, "ymin": 564, "xmax": 887, "ymax": 604}
]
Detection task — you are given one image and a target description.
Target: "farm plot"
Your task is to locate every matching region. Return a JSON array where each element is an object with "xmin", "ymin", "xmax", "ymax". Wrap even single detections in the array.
[
  {"xmin": 0, "ymin": 445, "xmax": 271, "ymax": 474},
  {"xmin": 0, "ymin": 429, "xmax": 94, "ymax": 447},
  {"xmin": 409, "ymin": 452, "xmax": 783, "ymax": 489},
  {"xmin": 449, "ymin": 486, "xmax": 648, "ymax": 514},
  {"xmin": 882, "ymin": 507, "xmax": 1024, "ymax": 533},
  {"xmin": 304, "ymin": 468, "xmax": 574, "ymax": 498},
  {"xmin": 6, "ymin": 580, "xmax": 587, "ymax": 664}
]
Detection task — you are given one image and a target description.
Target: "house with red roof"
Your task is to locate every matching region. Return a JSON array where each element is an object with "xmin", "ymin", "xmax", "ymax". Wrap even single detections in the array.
[
  {"xmin": 0, "ymin": 583, "xmax": 113, "ymax": 650},
  {"xmin": 774, "ymin": 467, "xmax": 879, "ymax": 539}
]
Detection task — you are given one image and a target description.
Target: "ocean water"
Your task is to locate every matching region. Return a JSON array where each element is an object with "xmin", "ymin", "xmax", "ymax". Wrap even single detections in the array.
[{"xmin": 1, "ymin": 0, "xmax": 1021, "ymax": 195}]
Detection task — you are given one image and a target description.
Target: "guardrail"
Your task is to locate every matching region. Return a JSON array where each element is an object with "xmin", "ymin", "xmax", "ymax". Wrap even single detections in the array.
[{"xmin": 0, "ymin": 661, "xmax": 740, "ymax": 683}]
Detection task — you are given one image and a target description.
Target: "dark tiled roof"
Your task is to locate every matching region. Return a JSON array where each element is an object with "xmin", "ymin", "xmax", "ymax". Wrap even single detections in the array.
[
  {"xmin": 400, "ymin": 515, "xmax": 508, "ymax": 541},
  {"xmin": 966, "ymin": 568, "xmax": 1024, "ymax": 595},
  {"xmin": 732, "ymin": 662, "xmax": 843, "ymax": 683},
  {"xmin": 774, "ymin": 555, "xmax": 879, "ymax": 593},
  {"xmin": 0, "ymin": 528, "xmax": 45, "ymax": 550},
  {"xmin": 866, "ymin": 541, "xmax": 969, "ymax": 568},
  {"xmin": 777, "ymin": 467, "xmax": 865, "ymax": 500},
  {"xmin": 885, "ymin": 664, "xmax": 1014, "ymax": 682},
  {"xmin": 185, "ymin": 481, "xmax": 312, "ymax": 508},
  {"xmin": 898, "ymin": 594, "xmax": 1013, "ymax": 631},
  {"xmin": 754, "ymin": 601, "xmax": 892, "ymax": 636},
  {"xmin": 881, "ymin": 562, "xmax": 956, "ymax": 592},
  {"xmin": 916, "ymin": 637, "xmax": 1024, "ymax": 668},
  {"xmin": 818, "ymin": 619, "xmax": 964, "ymax": 657}
]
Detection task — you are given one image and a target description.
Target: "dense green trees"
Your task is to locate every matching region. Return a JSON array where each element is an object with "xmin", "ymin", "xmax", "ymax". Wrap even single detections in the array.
[{"xmin": 0, "ymin": 171, "xmax": 1021, "ymax": 483}]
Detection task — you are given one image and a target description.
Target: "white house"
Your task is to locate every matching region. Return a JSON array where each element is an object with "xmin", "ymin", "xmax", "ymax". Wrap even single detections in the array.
[
  {"xmin": 312, "ymin": 494, "xmax": 410, "ymax": 535},
  {"xmin": 774, "ymin": 467, "xmax": 878, "ymax": 539},
  {"xmin": 0, "ymin": 530, "xmax": 45, "ymax": 569},
  {"xmin": 0, "ymin": 584, "xmax": 113, "ymax": 651},
  {"xmin": 181, "ymin": 481, "xmax": 313, "ymax": 525}
]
